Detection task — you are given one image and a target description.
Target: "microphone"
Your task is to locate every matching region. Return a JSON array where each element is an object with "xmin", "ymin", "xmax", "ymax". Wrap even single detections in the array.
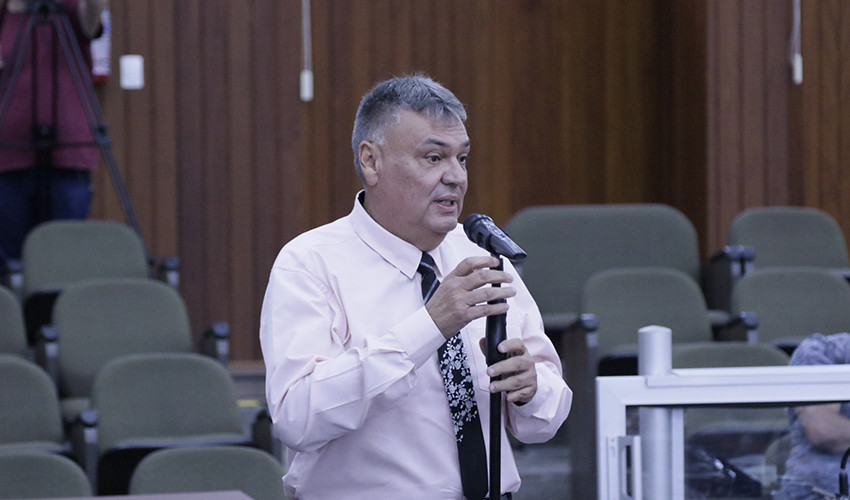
[{"xmin": 463, "ymin": 213, "xmax": 527, "ymax": 261}]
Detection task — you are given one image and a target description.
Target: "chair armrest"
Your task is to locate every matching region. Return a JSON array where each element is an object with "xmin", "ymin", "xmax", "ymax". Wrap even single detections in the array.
[
  {"xmin": 70, "ymin": 408, "xmax": 99, "ymax": 491},
  {"xmin": 1, "ymin": 258, "xmax": 23, "ymax": 299},
  {"xmin": 701, "ymin": 245, "xmax": 755, "ymax": 311},
  {"xmin": 543, "ymin": 312, "xmax": 597, "ymax": 337},
  {"xmin": 542, "ymin": 312, "xmax": 598, "ymax": 360},
  {"xmin": 34, "ymin": 324, "xmax": 60, "ymax": 384},
  {"xmin": 713, "ymin": 311, "xmax": 759, "ymax": 342},
  {"xmin": 149, "ymin": 255, "xmax": 180, "ymax": 288},
  {"xmin": 198, "ymin": 321, "xmax": 230, "ymax": 365}
]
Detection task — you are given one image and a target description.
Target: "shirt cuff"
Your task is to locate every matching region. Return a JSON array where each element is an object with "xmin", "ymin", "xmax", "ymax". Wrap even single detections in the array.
[
  {"xmin": 509, "ymin": 365, "xmax": 553, "ymax": 416},
  {"xmin": 389, "ymin": 306, "xmax": 446, "ymax": 368}
]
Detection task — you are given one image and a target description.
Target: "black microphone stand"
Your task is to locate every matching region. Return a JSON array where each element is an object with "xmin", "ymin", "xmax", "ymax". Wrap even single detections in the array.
[
  {"xmin": 485, "ymin": 254, "xmax": 507, "ymax": 499},
  {"xmin": 463, "ymin": 213, "xmax": 527, "ymax": 499}
]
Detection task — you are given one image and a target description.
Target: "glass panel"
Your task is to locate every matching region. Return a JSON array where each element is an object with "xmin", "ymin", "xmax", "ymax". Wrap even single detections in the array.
[
  {"xmin": 683, "ymin": 405, "xmax": 788, "ymax": 499},
  {"xmin": 625, "ymin": 403, "xmax": 850, "ymax": 500}
]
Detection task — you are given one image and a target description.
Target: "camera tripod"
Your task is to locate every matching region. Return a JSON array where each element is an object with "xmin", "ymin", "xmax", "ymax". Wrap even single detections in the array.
[{"xmin": 0, "ymin": 0, "xmax": 142, "ymax": 252}]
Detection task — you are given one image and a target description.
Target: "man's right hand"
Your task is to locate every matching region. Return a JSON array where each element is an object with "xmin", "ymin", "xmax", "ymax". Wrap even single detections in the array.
[{"xmin": 425, "ymin": 256, "xmax": 516, "ymax": 339}]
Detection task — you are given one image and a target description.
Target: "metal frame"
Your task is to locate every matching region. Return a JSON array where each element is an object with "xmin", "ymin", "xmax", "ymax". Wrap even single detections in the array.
[{"xmin": 597, "ymin": 364, "xmax": 850, "ymax": 499}]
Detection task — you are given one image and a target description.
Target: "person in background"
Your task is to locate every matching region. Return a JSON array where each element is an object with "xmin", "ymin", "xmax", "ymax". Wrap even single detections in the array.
[
  {"xmin": 779, "ymin": 332, "xmax": 850, "ymax": 499},
  {"xmin": 0, "ymin": 0, "xmax": 108, "ymax": 261},
  {"xmin": 260, "ymin": 74, "xmax": 572, "ymax": 499}
]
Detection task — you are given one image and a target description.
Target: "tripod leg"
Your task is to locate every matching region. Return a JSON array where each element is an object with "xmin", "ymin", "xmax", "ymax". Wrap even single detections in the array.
[
  {"xmin": 0, "ymin": 11, "xmax": 37, "ymax": 133},
  {"xmin": 48, "ymin": 12, "xmax": 145, "ymax": 247}
]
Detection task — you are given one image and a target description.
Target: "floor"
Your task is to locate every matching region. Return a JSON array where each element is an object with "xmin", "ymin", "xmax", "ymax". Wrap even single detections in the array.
[{"xmin": 230, "ymin": 361, "xmax": 573, "ymax": 499}]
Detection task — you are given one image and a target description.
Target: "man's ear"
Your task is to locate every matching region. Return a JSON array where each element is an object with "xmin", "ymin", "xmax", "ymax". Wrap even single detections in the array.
[{"xmin": 358, "ymin": 141, "xmax": 379, "ymax": 186}]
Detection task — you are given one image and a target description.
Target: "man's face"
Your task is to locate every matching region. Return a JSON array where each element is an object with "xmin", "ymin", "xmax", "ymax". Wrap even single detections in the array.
[{"xmin": 360, "ymin": 109, "xmax": 470, "ymax": 251}]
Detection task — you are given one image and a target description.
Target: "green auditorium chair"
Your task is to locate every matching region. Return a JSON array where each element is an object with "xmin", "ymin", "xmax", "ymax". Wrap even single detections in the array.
[
  {"xmin": 38, "ymin": 277, "xmax": 229, "ymax": 423},
  {"xmin": 504, "ymin": 204, "xmax": 709, "ymax": 342},
  {"xmin": 704, "ymin": 206, "xmax": 850, "ymax": 311},
  {"xmin": 77, "ymin": 352, "xmax": 270, "ymax": 495},
  {"xmin": 0, "ymin": 452, "xmax": 92, "ymax": 499},
  {"xmin": 0, "ymin": 355, "xmax": 68, "ymax": 456},
  {"xmin": 582, "ymin": 267, "xmax": 755, "ymax": 376},
  {"xmin": 672, "ymin": 342, "xmax": 791, "ymax": 453},
  {"xmin": 731, "ymin": 267, "xmax": 850, "ymax": 354},
  {"xmin": 19, "ymin": 219, "xmax": 179, "ymax": 343},
  {"xmin": 730, "ymin": 206, "xmax": 850, "ymax": 269},
  {"xmin": 129, "ymin": 446, "xmax": 285, "ymax": 500},
  {"xmin": 0, "ymin": 286, "xmax": 27, "ymax": 357}
]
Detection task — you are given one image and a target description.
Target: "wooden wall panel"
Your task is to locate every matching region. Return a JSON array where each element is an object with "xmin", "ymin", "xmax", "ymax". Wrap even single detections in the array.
[
  {"xmin": 764, "ymin": 3, "xmax": 792, "ymax": 206},
  {"xmin": 88, "ymin": 0, "xmax": 706, "ymax": 361},
  {"xmin": 798, "ymin": 0, "xmax": 850, "ymax": 246},
  {"xmin": 703, "ymin": 1, "xmax": 801, "ymax": 254},
  {"xmin": 84, "ymin": 0, "xmax": 850, "ymax": 362},
  {"xmin": 665, "ymin": 0, "xmax": 707, "ymax": 242}
]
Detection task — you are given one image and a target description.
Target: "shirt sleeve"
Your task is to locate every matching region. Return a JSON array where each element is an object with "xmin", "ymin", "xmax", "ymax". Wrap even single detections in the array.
[
  {"xmin": 789, "ymin": 333, "xmax": 850, "ymax": 367},
  {"xmin": 260, "ymin": 264, "xmax": 442, "ymax": 452},
  {"xmin": 502, "ymin": 262, "xmax": 573, "ymax": 443}
]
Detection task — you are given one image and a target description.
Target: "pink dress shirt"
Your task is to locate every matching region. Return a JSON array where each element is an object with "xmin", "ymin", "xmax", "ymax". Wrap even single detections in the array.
[{"xmin": 260, "ymin": 193, "xmax": 572, "ymax": 499}]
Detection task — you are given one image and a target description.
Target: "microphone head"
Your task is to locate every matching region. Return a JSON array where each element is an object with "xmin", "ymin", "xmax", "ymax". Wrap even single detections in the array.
[{"xmin": 463, "ymin": 213, "xmax": 527, "ymax": 260}]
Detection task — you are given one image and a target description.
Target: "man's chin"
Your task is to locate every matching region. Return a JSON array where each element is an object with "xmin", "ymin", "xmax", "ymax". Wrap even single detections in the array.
[{"xmin": 426, "ymin": 217, "xmax": 460, "ymax": 236}]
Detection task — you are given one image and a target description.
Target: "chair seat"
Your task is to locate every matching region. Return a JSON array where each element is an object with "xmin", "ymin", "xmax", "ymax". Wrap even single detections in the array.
[
  {"xmin": 109, "ymin": 434, "xmax": 251, "ymax": 451},
  {"xmin": 0, "ymin": 441, "xmax": 70, "ymax": 455}
]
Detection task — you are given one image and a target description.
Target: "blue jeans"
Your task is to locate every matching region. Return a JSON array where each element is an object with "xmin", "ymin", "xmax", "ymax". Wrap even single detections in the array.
[{"xmin": 0, "ymin": 168, "xmax": 93, "ymax": 260}]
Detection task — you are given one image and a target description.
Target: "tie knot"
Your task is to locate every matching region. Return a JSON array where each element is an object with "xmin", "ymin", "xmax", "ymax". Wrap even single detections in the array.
[{"xmin": 418, "ymin": 252, "xmax": 436, "ymax": 276}]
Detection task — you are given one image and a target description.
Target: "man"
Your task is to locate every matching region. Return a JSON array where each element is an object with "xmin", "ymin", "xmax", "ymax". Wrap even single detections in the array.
[
  {"xmin": 260, "ymin": 74, "xmax": 571, "ymax": 499},
  {"xmin": 779, "ymin": 333, "xmax": 850, "ymax": 499},
  {"xmin": 0, "ymin": 0, "xmax": 107, "ymax": 261}
]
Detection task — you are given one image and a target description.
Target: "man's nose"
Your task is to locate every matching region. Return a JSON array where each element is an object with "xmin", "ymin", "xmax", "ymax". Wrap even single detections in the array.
[{"xmin": 443, "ymin": 158, "xmax": 467, "ymax": 185}]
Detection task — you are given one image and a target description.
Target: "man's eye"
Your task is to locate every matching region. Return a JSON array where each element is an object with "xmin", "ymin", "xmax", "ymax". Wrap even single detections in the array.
[
  {"xmin": 458, "ymin": 155, "xmax": 468, "ymax": 165},
  {"xmin": 426, "ymin": 155, "xmax": 441, "ymax": 163}
]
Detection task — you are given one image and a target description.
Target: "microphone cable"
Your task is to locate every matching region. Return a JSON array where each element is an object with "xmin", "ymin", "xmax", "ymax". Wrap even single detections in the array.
[{"xmin": 839, "ymin": 443, "xmax": 850, "ymax": 498}]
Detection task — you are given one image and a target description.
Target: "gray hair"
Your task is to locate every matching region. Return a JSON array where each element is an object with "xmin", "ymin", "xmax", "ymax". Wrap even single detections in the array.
[{"xmin": 351, "ymin": 74, "xmax": 467, "ymax": 183}]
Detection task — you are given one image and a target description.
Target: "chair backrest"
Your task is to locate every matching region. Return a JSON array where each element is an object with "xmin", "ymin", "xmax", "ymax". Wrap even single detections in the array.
[
  {"xmin": 129, "ymin": 446, "xmax": 285, "ymax": 500},
  {"xmin": 672, "ymin": 342, "xmax": 790, "ymax": 369},
  {"xmin": 672, "ymin": 343, "xmax": 791, "ymax": 444},
  {"xmin": 0, "ymin": 452, "xmax": 92, "ymax": 499},
  {"xmin": 0, "ymin": 286, "xmax": 27, "ymax": 356},
  {"xmin": 505, "ymin": 204, "xmax": 700, "ymax": 324},
  {"xmin": 582, "ymin": 267, "xmax": 713, "ymax": 364},
  {"xmin": 729, "ymin": 206, "xmax": 850, "ymax": 269},
  {"xmin": 91, "ymin": 352, "xmax": 245, "ymax": 454},
  {"xmin": 21, "ymin": 219, "xmax": 149, "ymax": 297},
  {"xmin": 0, "ymin": 355, "xmax": 65, "ymax": 452},
  {"xmin": 731, "ymin": 267, "xmax": 850, "ymax": 349},
  {"xmin": 52, "ymin": 278, "xmax": 192, "ymax": 400}
]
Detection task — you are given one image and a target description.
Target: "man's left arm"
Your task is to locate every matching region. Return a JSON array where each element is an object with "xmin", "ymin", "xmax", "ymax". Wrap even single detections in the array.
[{"xmin": 486, "ymin": 264, "xmax": 572, "ymax": 444}]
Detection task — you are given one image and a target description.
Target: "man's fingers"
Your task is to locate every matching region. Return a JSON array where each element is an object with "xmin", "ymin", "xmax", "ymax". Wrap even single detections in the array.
[
  {"xmin": 449, "ymin": 256, "xmax": 500, "ymax": 277},
  {"xmin": 425, "ymin": 256, "xmax": 517, "ymax": 338},
  {"xmin": 466, "ymin": 285, "xmax": 516, "ymax": 305}
]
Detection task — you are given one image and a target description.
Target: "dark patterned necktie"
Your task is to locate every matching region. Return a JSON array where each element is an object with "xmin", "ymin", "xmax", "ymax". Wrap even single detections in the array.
[{"xmin": 418, "ymin": 252, "xmax": 489, "ymax": 500}]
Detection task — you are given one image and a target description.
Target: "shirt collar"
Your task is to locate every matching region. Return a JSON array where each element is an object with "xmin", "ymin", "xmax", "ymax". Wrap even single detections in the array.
[{"xmin": 350, "ymin": 191, "xmax": 434, "ymax": 280}]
